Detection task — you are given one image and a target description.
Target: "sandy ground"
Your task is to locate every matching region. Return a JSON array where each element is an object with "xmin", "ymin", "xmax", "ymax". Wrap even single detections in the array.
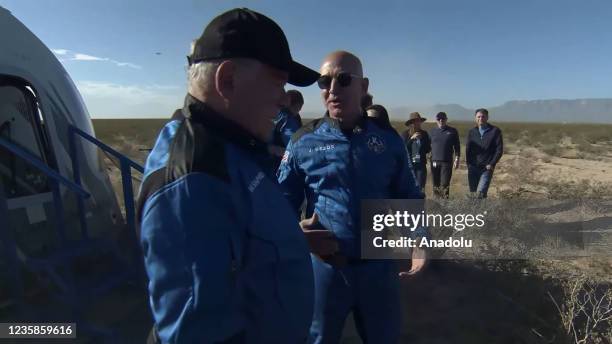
[{"xmin": 429, "ymin": 143, "xmax": 612, "ymax": 199}]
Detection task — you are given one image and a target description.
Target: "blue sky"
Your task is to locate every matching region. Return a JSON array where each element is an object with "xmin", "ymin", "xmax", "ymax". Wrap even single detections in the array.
[{"xmin": 2, "ymin": 0, "xmax": 611, "ymax": 118}]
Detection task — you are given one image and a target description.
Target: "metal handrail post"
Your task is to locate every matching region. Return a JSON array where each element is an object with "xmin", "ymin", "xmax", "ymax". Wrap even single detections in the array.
[{"xmin": 67, "ymin": 126, "xmax": 89, "ymax": 240}]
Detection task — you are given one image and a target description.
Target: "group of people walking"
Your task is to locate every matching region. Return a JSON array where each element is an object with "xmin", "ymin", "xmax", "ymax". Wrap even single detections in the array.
[{"xmin": 400, "ymin": 108, "xmax": 504, "ymax": 199}]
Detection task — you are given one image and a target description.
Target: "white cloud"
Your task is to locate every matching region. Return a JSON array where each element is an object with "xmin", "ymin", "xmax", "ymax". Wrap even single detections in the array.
[
  {"xmin": 75, "ymin": 81, "xmax": 184, "ymax": 117},
  {"xmin": 73, "ymin": 53, "xmax": 105, "ymax": 61},
  {"xmin": 114, "ymin": 61, "xmax": 141, "ymax": 69},
  {"xmin": 52, "ymin": 48, "xmax": 142, "ymax": 69},
  {"xmin": 52, "ymin": 49, "xmax": 69, "ymax": 55}
]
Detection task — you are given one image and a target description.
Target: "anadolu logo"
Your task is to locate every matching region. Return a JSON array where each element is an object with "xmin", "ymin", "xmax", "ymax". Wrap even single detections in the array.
[{"xmin": 366, "ymin": 134, "xmax": 386, "ymax": 154}]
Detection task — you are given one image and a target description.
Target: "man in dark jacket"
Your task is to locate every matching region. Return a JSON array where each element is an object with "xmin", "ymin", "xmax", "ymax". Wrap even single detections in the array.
[
  {"xmin": 137, "ymin": 8, "xmax": 323, "ymax": 343},
  {"xmin": 429, "ymin": 112, "xmax": 460, "ymax": 198},
  {"xmin": 465, "ymin": 108, "xmax": 503, "ymax": 198}
]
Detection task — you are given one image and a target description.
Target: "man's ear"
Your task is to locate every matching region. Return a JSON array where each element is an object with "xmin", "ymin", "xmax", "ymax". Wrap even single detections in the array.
[
  {"xmin": 362, "ymin": 77, "xmax": 369, "ymax": 95},
  {"xmin": 215, "ymin": 60, "xmax": 236, "ymax": 102}
]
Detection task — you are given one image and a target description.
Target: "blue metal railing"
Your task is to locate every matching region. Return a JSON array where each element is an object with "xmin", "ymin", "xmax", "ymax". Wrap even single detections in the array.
[
  {"xmin": 1, "ymin": 125, "xmax": 145, "ymax": 336},
  {"xmin": 67, "ymin": 125, "xmax": 145, "ymax": 284},
  {"xmin": 0, "ymin": 135, "xmax": 91, "ymax": 313},
  {"xmin": 67, "ymin": 125, "xmax": 144, "ymax": 241}
]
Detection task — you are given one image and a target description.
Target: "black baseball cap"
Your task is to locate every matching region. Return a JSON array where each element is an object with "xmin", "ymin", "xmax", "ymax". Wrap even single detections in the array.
[
  {"xmin": 190, "ymin": 8, "xmax": 319, "ymax": 87},
  {"xmin": 436, "ymin": 112, "xmax": 448, "ymax": 120}
]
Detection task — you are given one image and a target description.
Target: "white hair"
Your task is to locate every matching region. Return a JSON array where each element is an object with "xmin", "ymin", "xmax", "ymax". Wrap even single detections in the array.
[
  {"xmin": 187, "ymin": 58, "xmax": 259, "ymax": 96},
  {"xmin": 188, "ymin": 61, "xmax": 220, "ymax": 88}
]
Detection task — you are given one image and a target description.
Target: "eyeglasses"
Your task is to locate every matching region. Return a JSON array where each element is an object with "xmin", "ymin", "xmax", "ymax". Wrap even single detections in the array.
[
  {"xmin": 317, "ymin": 72, "xmax": 362, "ymax": 89},
  {"xmin": 437, "ymin": 118, "xmax": 447, "ymax": 121}
]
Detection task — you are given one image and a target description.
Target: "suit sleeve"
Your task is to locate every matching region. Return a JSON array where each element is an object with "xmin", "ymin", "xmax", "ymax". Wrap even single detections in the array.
[
  {"xmin": 424, "ymin": 132, "xmax": 431, "ymax": 154},
  {"xmin": 277, "ymin": 139, "xmax": 306, "ymax": 214},
  {"xmin": 453, "ymin": 129, "xmax": 461, "ymax": 159},
  {"xmin": 404, "ymin": 137, "xmax": 413, "ymax": 157},
  {"xmin": 140, "ymin": 176, "xmax": 244, "ymax": 344},
  {"xmin": 465, "ymin": 130, "xmax": 473, "ymax": 165},
  {"xmin": 489, "ymin": 129, "xmax": 504, "ymax": 166}
]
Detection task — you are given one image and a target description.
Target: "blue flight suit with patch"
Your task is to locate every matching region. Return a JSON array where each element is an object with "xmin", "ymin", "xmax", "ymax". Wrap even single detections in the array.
[
  {"xmin": 277, "ymin": 114, "xmax": 425, "ymax": 343},
  {"xmin": 137, "ymin": 95, "xmax": 314, "ymax": 344},
  {"xmin": 273, "ymin": 109, "xmax": 302, "ymax": 148},
  {"xmin": 271, "ymin": 109, "xmax": 302, "ymax": 171}
]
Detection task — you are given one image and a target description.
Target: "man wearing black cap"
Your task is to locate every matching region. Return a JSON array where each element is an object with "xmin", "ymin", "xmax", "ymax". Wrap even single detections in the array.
[
  {"xmin": 429, "ymin": 112, "xmax": 460, "ymax": 198},
  {"xmin": 137, "ymin": 8, "xmax": 323, "ymax": 344}
]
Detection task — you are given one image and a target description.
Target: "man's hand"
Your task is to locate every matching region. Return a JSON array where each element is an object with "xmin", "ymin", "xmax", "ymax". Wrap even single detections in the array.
[
  {"xmin": 410, "ymin": 132, "xmax": 422, "ymax": 140},
  {"xmin": 300, "ymin": 213, "xmax": 338, "ymax": 256},
  {"xmin": 399, "ymin": 243, "xmax": 427, "ymax": 278},
  {"xmin": 485, "ymin": 164, "xmax": 493, "ymax": 171}
]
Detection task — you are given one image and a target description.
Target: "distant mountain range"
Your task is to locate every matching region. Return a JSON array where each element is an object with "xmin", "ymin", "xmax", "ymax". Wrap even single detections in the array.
[
  {"xmin": 305, "ymin": 99, "xmax": 612, "ymax": 123},
  {"xmin": 388, "ymin": 99, "xmax": 612, "ymax": 123}
]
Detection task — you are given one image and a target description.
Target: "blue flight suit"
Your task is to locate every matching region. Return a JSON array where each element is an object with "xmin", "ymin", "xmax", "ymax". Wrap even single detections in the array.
[
  {"xmin": 138, "ymin": 95, "xmax": 314, "ymax": 344},
  {"xmin": 278, "ymin": 114, "xmax": 425, "ymax": 343},
  {"xmin": 273, "ymin": 109, "xmax": 302, "ymax": 148}
]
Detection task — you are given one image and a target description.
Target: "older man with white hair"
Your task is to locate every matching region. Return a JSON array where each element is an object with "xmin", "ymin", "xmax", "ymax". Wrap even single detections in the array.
[{"xmin": 136, "ymin": 8, "xmax": 324, "ymax": 344}]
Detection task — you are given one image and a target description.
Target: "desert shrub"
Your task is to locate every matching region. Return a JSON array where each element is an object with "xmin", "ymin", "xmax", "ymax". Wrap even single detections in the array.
[
  {"xmin": 542, "ymin": 144, "xmax": 563, "ymax": 157},
  {"xmin": 548, "ymin": 275, "xmax": 612, "ymax": 344},
  {"xmin": 574, "ymin": 140, "xmax": 609, "ymax": 159},
  {"xmin": 577, "ymin": 128, "xmax": 612, "ymax": 145},
  {"xmin": 542, "ymin": 179, "xmax": 612, "ymax": 200}
]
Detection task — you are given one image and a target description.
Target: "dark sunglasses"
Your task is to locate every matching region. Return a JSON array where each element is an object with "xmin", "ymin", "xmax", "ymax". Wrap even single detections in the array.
[{"xmin": 317, "ymin": 72, "xmax": 361, "ymax": 89}]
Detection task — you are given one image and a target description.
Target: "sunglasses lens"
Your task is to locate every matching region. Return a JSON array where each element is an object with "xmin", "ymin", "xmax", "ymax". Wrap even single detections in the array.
[
  {"xmin": 317, "ymin": 75, "xmax": 332, "ymax": 89},
  {"xmin": 337, "ymin": 73, "xmax": 352, "ymax": 87}
]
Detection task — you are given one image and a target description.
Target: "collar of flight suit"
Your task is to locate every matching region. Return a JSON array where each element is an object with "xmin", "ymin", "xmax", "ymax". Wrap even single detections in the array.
[
  {"xmin": 322, "ymin": 110, "xmax": 369, "ymax": 136},
  {"xmin": 182, "ymin": 94, "xmax": 269, "ymax": 154}
]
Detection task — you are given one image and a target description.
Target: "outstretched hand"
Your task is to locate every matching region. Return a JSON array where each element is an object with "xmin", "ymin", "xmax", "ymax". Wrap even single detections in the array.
[{"xmin": 399, "ymin": 245, "xmax": 428, "ymax": 279}]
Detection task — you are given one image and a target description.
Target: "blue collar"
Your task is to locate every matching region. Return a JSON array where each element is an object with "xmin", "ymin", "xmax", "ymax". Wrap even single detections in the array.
[{"xmin": 478, "ymin": 124, "xmax": 491, "ymax": 137}]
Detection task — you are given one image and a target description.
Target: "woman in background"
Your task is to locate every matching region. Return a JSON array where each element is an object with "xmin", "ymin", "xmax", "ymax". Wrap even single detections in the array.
[{"xmin": 402, "ymin": 112, "xmax": 430, "ymax": 192}]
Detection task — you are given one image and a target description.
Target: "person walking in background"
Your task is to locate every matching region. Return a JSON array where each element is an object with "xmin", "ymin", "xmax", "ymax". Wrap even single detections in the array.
[
  {"xmin": 286, "ymin": 89, "xmax": 305, "ymax": 126},
  {"xmin": 465, "ymin": 108, "xmax": 503, "ymax": 198},
  {"xmin": 402, "ymin": 112, "xmax": 431, "ymax": 192},
  {"xmin": 269, "ymin": 90, "xmax": 304, "ymax": 170},
  {"xmin": 429, "ymin": 112, "xmax": 460, "ymax": 198},
  {"xmin": 366, "ymin": 104, "xmax": 394, "ymax": 131}
]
